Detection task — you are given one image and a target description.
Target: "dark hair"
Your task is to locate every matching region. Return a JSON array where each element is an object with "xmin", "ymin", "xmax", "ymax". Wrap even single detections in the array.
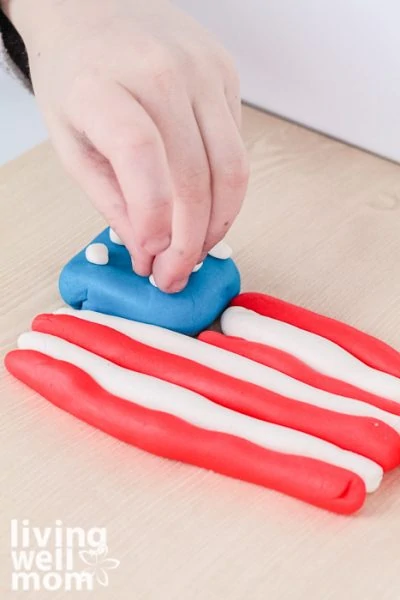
[{"xmin": 0, "ymin": 9, "xmax": 30, "ymax": 80}]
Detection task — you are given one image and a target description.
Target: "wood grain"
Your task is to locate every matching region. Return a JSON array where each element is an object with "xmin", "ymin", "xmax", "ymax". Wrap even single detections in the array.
[{"xmin": 1, "ymin": 105, "xmax": 400, "ymax": 599}]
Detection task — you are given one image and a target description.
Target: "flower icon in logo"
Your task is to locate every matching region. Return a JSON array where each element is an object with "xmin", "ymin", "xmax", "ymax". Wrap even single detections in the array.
[{"xmin": 79, "ymin": 544, "xmax": 120, "ymax": 587}]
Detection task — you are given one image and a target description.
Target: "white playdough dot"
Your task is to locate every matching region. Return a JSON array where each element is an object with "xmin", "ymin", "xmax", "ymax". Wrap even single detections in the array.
[
  {"xmin": 109, "ymin": 227, "xmax": 124, "ymax": 245},
  {"xmin": 85, "ymin": 243, "xmax": 109, "ymax": 265},
  {"xmin": 192, "ymin": 262, "xmax": 203, "ymax": 272},
  {"xmin": 208, "ymin": 240, "xmax": 232, "ymax": 260},
  {"xmin": 149, "ymin": 274, "xmax": 158, "ymax": 288}
]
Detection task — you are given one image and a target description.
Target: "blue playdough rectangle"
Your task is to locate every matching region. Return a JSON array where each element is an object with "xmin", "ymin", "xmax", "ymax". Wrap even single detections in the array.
[{"xmin": 59, "ymin": 228, "xmax": 240, "ymax": 336}]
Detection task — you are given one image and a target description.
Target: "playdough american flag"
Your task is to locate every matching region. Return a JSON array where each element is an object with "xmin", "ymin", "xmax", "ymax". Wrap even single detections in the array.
[{"xmin": 6, "ymin": 293, "xmax": 400, "ymax": 515}]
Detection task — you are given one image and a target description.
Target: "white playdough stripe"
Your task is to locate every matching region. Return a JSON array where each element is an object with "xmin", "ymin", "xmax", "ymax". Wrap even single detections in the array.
[
  {"xmin": 18, "ymin": 331, "xmax": 382, "ymax": 492},
  {"xmin": 221, "ymin": 306, "xmax": 400, "ymax": 402},
  {"xmin": 208, "ymin": 240, "xmax": 232, "ymax": 260},
  {"xmin": 55, "ymin": 308, "xmax": 400, "ymax": 431}
]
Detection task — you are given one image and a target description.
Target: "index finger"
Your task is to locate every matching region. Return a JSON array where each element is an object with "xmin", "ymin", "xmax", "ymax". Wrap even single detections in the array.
[{"xmin": 68, "ymin": 80, "xmax": 174, "ymax": 276}]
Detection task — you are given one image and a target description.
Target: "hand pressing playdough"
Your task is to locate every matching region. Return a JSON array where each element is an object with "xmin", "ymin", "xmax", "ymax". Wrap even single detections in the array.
[
  {"xmin": 6, "ymin": 0, "xmax": 249, "ymax": 293},
  {"xmin": 59, "ymin": 228, "xmax": 240, "ymax": 335}
]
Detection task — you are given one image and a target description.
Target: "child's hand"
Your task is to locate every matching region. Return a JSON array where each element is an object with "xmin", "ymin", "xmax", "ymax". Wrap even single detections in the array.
[{"xmin": 10, "ymin": 0, "xmax": 249, "ymax": 292}]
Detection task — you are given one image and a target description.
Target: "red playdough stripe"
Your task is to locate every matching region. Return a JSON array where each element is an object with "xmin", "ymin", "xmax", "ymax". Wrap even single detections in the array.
[
  {"xmin": 5, "ymin": 349, "xmax": 366, "ymax": 514},
  {"xmin": 31, "ymin": 313, "xmax": 400, "ymax": 471},
  {"xmin": 230, "ymin": 293, "xmax": 400, "ymax": 378},
  {"xmin": 198, "ymin": 331, "xmax": 400, "ymax": 417}
]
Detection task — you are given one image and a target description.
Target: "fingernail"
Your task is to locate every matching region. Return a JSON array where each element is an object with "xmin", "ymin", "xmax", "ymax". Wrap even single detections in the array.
[
  {"xmin": 149, "ymin": 274, "xmax": 157, "ymax": 288},
  {"xmin": 168, "ymin": 278, "xmax": 188, "ymax": 293},
  {"xmin": 131, "ymin": 257, "xmax": 136, "ymax": 272}
]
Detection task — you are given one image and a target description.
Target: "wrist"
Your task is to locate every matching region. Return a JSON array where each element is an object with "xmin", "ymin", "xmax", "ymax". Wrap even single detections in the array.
[
  {"xmin": 3, "ymin": 0, "xmax": 36, "ymax": 47},
  {"xmin": 4, "ymin": 0, "xmax": 61, "ymax": 51}
]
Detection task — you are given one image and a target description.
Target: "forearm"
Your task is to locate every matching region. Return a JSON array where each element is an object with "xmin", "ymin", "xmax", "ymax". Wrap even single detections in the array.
[{"xmin": 0, "ymin": 0, "xmax": 65, "ymax": 84}]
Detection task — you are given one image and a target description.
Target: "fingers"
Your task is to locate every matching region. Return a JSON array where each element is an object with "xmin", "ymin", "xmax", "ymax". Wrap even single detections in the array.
[
  {"xmin": 66, "ymin": 80, "xmax": 174, "ymax": 277},
  {"xmin": 220, "ymin": 56, "xmax": 243, "ymax": 129},
  {"xmin": 136, "ymin": 80, "xmax": 212, "ymax": 291},
  {"xmin": 61, "ymin": 75, "xmax": 248, "ymax": 293},
  {"xmin": 48, "ymin": 119, "xmax": 136, "ymax": 253},
  {"xmin": 193, "ymin": 92, "xmax": 249, "ymax": 254}
]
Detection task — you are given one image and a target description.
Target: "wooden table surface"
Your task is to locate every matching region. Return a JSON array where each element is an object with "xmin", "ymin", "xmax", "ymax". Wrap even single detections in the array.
[{"xmin": 2, "ymin": 105, "xmax": 400, "ymax": 599}]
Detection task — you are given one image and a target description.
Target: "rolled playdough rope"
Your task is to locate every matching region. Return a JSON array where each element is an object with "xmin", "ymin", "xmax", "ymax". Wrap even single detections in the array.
[
  {"xmin": 32, "ymin": 313, "xmax": 400, "ymax": 470},
  {"xmin": 17, "ymin": 331, "xmax": 382, "ymax": 492},
  {"xmin": 54, "ymin": 308, "xmax": 400, "ymax": 431},
  {"xmin": 5, "ymin": 349, "xmax": 367, "ymax": 514},
  {"xmin": 221, "ymin": 306, "xmax": 400, "ymax": 402},
  {"xmin": 230, "ymin": 293, "xmax": 400, "ymax": 378},
  {"xmin": 198, "ymin": 330, "xmax": 400, "ymax": 417}
]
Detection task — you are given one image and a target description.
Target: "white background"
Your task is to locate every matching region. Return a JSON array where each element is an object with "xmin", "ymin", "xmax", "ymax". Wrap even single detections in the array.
[
  {"xmin": 0, "ymin": 69, "xmax": 47, "ymax": 165},
  {"xmin": 175, "ymin": 0, "xmax": 400, "ymax": 162}
]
